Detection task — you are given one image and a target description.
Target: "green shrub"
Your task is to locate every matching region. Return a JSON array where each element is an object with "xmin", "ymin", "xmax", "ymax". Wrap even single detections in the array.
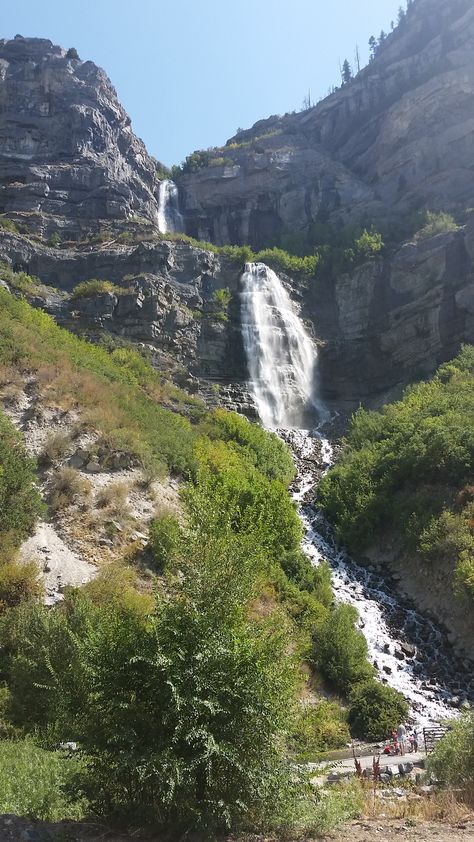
[
  {"xmin": 6, "ymin": 547, "xmax": 301, "ymax": 831},
  {"xmin": 0, "ymin": 217, "xmax": 18, "ymax": 234},
  {"xmin": 0, "ymin": 410, "xmax": 43, "ymax": 548},
  {"xmin": 319, "ymin": 347, "xmax": 474, "ymax": 579},
  {"xmin": 0, "ymin": 560, "xmax": 41, "ymax": 613},
  {"xmin": 0, "ymin": 262, "xmax": 39, "ymax": 295},
  {"xmin": 66, "ymin": 47, "xmax": 80, "ymax": 60},
  {"xmin": 348, "ymin": 680, "xmax": 409, "ymax": 741},
  {"xmin": 416, "ymin": 211, "xmax": 458, "ymax": 239},
  {"xmin": 48, "ymin": 231, "xmax": 61, "ymax": 247},
  {"xmin": 71, "ymin": 279, "xmax": 117, "ymax": 299},
  {"xmin": 255, "ymin": 247, "xmax": 319, "ymax": 276},
  {"xmin": 428, "ymin": 712, "xmax": 474, "ymax": 799},
  {"xmin": 313, "ymin": 604, "xmax": 374, "ymax": 694},
  {"xmin": 200, "ymin": 407, "xmax": 294, "ymax": 484},
  {"xmin": 0, "ymin": 739, "xmax": 86, "ymax": 821},
  {"xmin": 148, "ymin": 512, "xmax": 182, "ymax": 572},
  {"xmin": 212, "ymin": 287, "xmax": 232, "ymax": 320},
  {"xmin": 290, "ymin": 701, "xmax": 350, "ymax": 760}
]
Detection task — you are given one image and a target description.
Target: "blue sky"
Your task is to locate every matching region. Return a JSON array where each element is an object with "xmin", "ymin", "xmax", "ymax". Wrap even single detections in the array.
[{"xmin": 2, "ymin": 0, "xmax": 403, "ymax": 165}]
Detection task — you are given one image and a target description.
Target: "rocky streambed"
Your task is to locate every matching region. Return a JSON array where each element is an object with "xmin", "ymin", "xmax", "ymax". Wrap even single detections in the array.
[{"xmin": 282, "ymin": 428, "xmax": 474, "ymax": 727}]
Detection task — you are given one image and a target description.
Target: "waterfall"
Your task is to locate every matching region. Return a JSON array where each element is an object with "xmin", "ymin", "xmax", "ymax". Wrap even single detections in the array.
[
  {"xmin": 240, "ymin": 260, "xmax": 473, "ymax": 725},
  {"xmin": 157, "ymin": 179, "xmax": 184, "ymax": 234},
  {"xmin": 241, "ymin": 262, "xmax": 325, "ymax": 429}
]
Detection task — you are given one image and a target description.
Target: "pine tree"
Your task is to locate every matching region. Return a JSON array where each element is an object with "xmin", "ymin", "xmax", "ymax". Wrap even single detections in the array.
[
  {"xmin": 378, "ymin": 30, "xmax": 387, "ymax": 47},
  {"xmin": 341, "ymin": 59, "xmax": 352, "ymax": 86},
  {"xmin": 397, "ymin": 5, "xmax": 406, "ymax": 24},
  {"xmin": 368, "ymin": 35, "xmax": 377, "ymax": 61}
]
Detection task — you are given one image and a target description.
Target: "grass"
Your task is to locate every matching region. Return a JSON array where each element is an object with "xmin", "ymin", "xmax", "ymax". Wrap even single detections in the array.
[
  {"xmin": 0, "ymin": 288, "xmax": 203, "ymax": 478},
  {"xmin": 0, "ymin": 739, "xmax": 87, "ymax": 821}
]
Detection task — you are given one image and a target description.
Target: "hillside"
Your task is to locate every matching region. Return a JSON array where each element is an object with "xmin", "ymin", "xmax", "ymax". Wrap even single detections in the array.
[{"xmin": 319, "ymin": 347, "xmax": 474, "ymax": 655}]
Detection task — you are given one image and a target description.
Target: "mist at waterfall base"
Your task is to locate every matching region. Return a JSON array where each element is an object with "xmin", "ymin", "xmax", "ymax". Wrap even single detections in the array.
[
  {"xmin": 157, "ymin": 179, "xmax": 184, "ymax": 234},
  {"xmin": 240, "ymin": 261, "xmax": 472, "ymax": 727}
]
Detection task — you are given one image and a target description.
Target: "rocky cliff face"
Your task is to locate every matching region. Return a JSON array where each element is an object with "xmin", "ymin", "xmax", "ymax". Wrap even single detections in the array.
[
  {"xmin": 0, "ymin": 22, "xmax": 473, "ymax": 409},
  {"xmin": 179, "ymin": 0, "xmax": 474, "ymax": 248},
  {"xmin": 0, "ymin": 233, "xmax": 248, "ymax": 394},
  {"xmin": 0, "ymin": 36, "xmax": 161, "ymax": 239},
  {"xmin": 308, "ymin": 222, "xmax": 474, "ymax": 404}
]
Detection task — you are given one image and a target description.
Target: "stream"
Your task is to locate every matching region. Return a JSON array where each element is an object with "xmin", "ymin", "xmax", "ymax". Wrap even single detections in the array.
[{"xmin": 284, "ymin": 427, "xmax": 474, "ymax": 727}]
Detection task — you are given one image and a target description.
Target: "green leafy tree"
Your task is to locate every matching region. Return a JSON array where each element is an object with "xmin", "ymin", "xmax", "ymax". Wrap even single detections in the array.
[
  {"xmin": 313, "ymin": 604, "xmax": 374, "ymax": 694},
  {"xmin": 348, "ymin": 680, "xmax": 409, "ymax": 741},
  {"xmin": 6, "ymin": 535, "xmax": 301, "ymax": 831}
]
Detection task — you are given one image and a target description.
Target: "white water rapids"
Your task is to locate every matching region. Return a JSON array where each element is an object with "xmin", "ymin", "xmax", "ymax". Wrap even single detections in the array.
[
  {"xmin": 157, "ymin": 179, "xmax": 184, "ymax": 234},
  {"xmin": 240, "ymin": 262, "xmax": 473, "ymax": 727}
]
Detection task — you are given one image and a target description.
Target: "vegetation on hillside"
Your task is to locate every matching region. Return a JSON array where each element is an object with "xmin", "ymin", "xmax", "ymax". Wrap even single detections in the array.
[
  {"xmin": 0, "ymin": 288, "xmax": 408, "ymax": 830},
  {"xmin": 319, "ymin": 346, "xmax": 474, "ymax": 601}
]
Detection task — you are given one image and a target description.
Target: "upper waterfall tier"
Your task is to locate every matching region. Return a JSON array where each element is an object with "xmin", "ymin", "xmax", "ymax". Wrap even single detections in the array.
[
  {"xmin": 240, "ymin": 262, "xmax": 324, "ymax": 429},
  {"xmin": 157, "ymin": 180, "xmax": 184, "ymax": 234}
]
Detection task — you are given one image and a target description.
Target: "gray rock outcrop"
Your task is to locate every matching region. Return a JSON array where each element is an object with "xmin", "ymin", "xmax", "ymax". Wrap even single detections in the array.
[
  {"xmin": 179, "ymin": 0, "xmax": 474, "ymax": 248},
  {"xmin": 0, "ymin": 36, "xmax": 162, "ymax": 239}
]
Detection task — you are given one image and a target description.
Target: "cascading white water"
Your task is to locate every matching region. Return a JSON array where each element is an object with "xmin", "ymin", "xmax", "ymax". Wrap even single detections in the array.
[
  {"xmin": 241, "ymin": 262, "xmax": 325, "ymax": 428},
  {"xmin": 157, "ymin": 179, "xmax": 184, "ymax": 234},
  {"xmin": 241, "ymin": 264, "xmax": 473, "ymax": 725}
]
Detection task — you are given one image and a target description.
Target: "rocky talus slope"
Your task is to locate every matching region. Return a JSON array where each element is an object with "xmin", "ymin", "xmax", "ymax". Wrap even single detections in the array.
[{"xmin": 179, "ymin": 0, "xmax": 474, "ymax": 248}]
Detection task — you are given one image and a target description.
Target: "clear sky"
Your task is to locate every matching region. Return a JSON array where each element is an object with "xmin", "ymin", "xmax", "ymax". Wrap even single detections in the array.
[{"xmin": 2, "ymin": 0, "xmax": 403, "ymax": 166}]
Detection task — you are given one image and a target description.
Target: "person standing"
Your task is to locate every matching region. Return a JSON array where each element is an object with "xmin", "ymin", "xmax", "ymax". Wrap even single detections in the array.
[{"xmin": 397, "ymin": 722, "xmax": 407, "ymax": 756}]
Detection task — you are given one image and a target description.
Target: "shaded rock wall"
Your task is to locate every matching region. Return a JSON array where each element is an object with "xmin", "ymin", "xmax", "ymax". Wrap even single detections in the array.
[{"xmin": 305, "ymin": 223, "xmax": 474, "ymax": 404}]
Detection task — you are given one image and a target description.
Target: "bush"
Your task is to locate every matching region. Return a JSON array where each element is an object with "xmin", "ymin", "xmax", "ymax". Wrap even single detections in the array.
[
  {"xmin": 49, "ymin": 467, "xmax": 91, "ymax": 512},
  {"xmin": 0, "ymin": 217, "xmax": 18, "ymax": 234},
  {"xmin": 212, "ymin": 287, "xmax": 232, "ymax": 320},
  {"xmin": 0, "ymin": 739, "xmax": 86, "ymax": 821},
  {"xmin": 290, "ymin": 701, "xmax": 350, "ymax": 760},
  {"xmin": 348, "ymin": 680, "xmax": 409, "ymax": 741},
  {"xmin": 40, "ymin": 431, "xmax": 72, "ymax": 466},
  {"xmin": 313, "ymin": 604, "xmax": 374, "ymax": 694},
  {"xmin": 255, "ymin": 247, "xmax": 319, "ymax": 276},
  {"xmin": 416, "ymin": 211, "xmax": 458, "ymax": 239},
  {"xmin": 428, "ymin": 712, "xmax": 474, "ymax": 801},
  {"xmin": 71, "ymin": 279, "xmax": 117, "ymax": 299},
  {"xmin": 48, "ymin": 232, "xmax": 61, "ymax": 247},
  {"xmin": 0, "ymin": 560, "xmax": 41, "ymax": 613},
  {"xmin": 6, "ymin": 543, "xmax": 301, "ymax": 832},
  {"xmin": 0, "ymin": 410, "xmax": 43, "ymax": 548},
  {"xmin": 148, "ymin": 512, "xmax": 181, "ymax": 572},
  {"xmin": 66, "ymin": 47, "xmax": 80, "ymax": 60}
]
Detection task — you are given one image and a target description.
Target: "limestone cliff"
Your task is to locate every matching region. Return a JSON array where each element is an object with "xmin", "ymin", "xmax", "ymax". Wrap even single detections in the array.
[{"xmin": 179, "ymin": 0, "xmax": 474, "ymax": 249}]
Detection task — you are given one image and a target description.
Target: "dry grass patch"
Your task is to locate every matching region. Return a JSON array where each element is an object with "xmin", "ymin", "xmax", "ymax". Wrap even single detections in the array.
[
  {"xmin": 49, "ymin": 467, "xmax": 92, "ymax": 513},
  {"xmin": 40, "ymin": 431, "xmax": 72, "ymax": 466}
]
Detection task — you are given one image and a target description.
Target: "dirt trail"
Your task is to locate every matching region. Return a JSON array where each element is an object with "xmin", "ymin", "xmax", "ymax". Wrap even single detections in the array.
[
  {"xmin": 0, "ymin": 817, "xmax": 472, "ymax": 841},
  {"xmin": 329, "ymin": 819, "xmax": 474, "ymax": 840}
]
